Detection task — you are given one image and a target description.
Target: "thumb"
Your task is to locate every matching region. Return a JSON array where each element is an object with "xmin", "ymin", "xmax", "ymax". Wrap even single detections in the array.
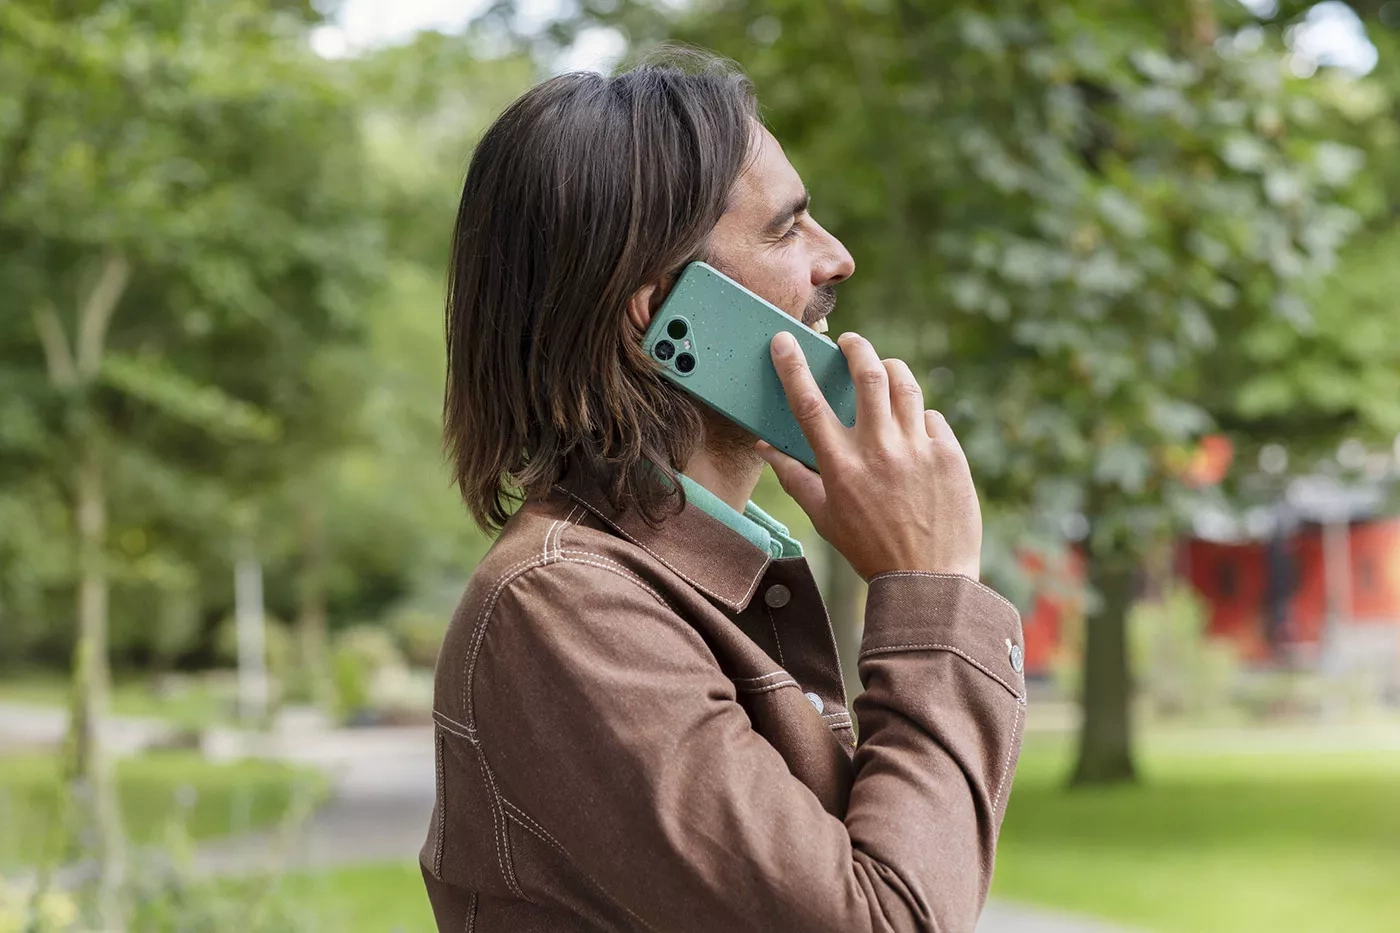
[{"xmin": 755, "ymin": 441, "xmax": 827, "ymax": 518}]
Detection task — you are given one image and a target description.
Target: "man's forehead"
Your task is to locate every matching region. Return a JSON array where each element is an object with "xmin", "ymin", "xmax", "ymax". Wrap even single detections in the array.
[{"xmin": 727, "ymin": 125, "xmax": 805, "ymax": 219}]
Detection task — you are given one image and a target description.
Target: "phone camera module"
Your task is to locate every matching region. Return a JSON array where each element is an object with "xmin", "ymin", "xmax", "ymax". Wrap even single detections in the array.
[
  {"xmin": 666, "ymin": 318, "xmax": 689, "ymax": 340},
  {"xmin": 654, "ymin": 340, "xmax": 676, "ymax": 361},
  {"xmin": 675, "ymin": 352, "xmax": 696, "ymax": 374}
]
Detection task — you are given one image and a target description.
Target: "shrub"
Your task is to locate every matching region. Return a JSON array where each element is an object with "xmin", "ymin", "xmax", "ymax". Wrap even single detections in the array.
[
  {"xmin": 0, "ymin": 877, "xmax": 80, "ymax": 933},
  {"xmin": 329, "ymin": 625, "xmax": 406, "ymax": 723},
  {"xmin": 387, "ymin": 608, "xmax": 448, "ymax": 669},
  {"xmin": 1128, "ymin": 585, "xmax": 1240, "ymax": 720}
]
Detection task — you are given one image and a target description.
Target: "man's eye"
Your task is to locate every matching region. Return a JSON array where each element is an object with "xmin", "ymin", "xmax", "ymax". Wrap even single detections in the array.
[{"xmin": 780, "ymin": 219, "xmax": 802, "ymax": 240}]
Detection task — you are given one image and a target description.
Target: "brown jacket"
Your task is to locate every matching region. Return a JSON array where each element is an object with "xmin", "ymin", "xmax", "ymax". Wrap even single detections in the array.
[{"xmin": 420, "ymin": 466, "xmax": 1026, "ymax": 932}]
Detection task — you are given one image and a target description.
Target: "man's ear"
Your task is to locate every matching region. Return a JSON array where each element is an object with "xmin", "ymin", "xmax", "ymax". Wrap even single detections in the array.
[{"xmin": 626, "ymin": 279, "xmax": 669, "ymax": 334}]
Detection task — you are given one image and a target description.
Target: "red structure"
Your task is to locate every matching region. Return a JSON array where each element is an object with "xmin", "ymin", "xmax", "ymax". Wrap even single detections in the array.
[
  {"xmin": 1012, "ymin": 516, "xmax": 1400, "ymax": 676},
  {"xmin": 1018, "ymin": 549, "xmax": 1085, "ymax": 676},
  {"xmin": 1179, "ymin": 517, "xmax": 1400, "ymax": 663}
]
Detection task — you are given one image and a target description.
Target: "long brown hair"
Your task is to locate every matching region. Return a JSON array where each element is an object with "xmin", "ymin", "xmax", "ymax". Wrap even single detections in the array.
[{"xmin": 444, "ymin": 49, "xmax": 758, "ymax": 534}]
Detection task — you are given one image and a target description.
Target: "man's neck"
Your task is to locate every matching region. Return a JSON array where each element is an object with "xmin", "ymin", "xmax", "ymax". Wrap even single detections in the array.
[{"xmin": 681, "ymin": 447, "xmax": 763, "ymax": 513}]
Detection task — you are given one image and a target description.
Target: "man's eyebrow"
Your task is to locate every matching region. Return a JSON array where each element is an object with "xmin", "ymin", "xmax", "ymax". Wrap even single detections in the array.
[{"xmin": 764, "ymin": 189, "xmax": 810, "ymax": 233}]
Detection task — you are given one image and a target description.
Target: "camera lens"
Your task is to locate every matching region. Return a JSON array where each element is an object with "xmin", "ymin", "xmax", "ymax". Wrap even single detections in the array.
[
  {"xmin": 675, "ymin": 352, "xmax": 695, "ymax": 374},
  {"xmin": 654, "ymin": 340, "xmax": 675, "ymax": 361},
  {"xmin": 666, "ymin": 318, "xmax": 688, "ymax": 340}
]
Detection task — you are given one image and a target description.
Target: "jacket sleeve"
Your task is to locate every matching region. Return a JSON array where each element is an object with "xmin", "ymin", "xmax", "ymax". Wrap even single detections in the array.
[{"xmin": 469, "ymin": 558, "xmax": 1025, "ymax": 933}]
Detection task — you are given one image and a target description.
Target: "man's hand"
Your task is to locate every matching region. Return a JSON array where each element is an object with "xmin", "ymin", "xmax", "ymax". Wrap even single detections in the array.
[{"xmin": 755, "ymin": 331, "xmax": 983, "ymax": 582}]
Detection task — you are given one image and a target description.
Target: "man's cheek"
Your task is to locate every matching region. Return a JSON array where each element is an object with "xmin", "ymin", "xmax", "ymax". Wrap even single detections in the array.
[{"xmin": 784, "ymin": 282, "xmax": 810, "ymax": 319}]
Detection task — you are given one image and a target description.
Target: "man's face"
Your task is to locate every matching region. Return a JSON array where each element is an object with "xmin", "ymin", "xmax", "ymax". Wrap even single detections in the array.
[
  {"xmin": 681, "ymin": 123, "xmax": 855, "ymax": 474},
  {"xmin": 704, "ymin": 124, "xmax": 855, "ymax": 333}
]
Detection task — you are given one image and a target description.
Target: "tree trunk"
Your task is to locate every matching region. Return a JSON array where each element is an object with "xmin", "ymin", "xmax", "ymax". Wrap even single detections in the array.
[
  {"xmin": 1071, "ymin": 535, "xmax": 1139, "ymax": 787},
  {"xmin": 67, "ymin": 444, "xmax": 127, "ymax": 931},
  {"xmin": 45, "ymin": 253, "xmax": 132, "ymax": 931},
  {"xmin": 235, "ymin": 533, "xmax": 270, "ymax": 727},
  {"xmin": 297, "ymin": 497, "xmax": 333, "ymax": 710},
  {"xmin": 821, "ymin": 537, "xmax": 865, "ymax": 709}
]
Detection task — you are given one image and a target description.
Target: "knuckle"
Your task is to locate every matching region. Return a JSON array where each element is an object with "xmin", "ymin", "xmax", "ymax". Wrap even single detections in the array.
[
  {"xmin": 791, "ymin": 392, "xmax": 828, "ymax": 422},
  {"xmin": 856, "ymin": 367, "xmax": 887, "ymax": 388},
  {"xmin": 777, "ymin": 357, "xmax": 808, "ymax": 382},
  {"xmin": 933, "ymin": 439, "xmax": 970, "ymax": 470},
  {"xmin": 867, "ymin": 436, "xmax": 903, "ymax": 465},
  {"xmin": 892, "ymin": 380, "xmax": 924, "ymax": 402}
]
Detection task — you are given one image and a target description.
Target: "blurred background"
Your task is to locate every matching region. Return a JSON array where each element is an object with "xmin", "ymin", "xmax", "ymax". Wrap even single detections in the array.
[{"xmin": 2, "ymin": 0, "xmax": 1398, "ymax": 931}]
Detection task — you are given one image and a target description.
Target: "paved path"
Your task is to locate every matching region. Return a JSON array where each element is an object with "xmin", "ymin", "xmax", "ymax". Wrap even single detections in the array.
[
  {"xmin": 191, "ymin": 724, "xmax": 437, "ymax": 876},
  {"xmin": 979, "ymin": 902, "xmax": 1141, "ymax": 933},
  {"xmin": 0, "ymin": 701, "xmax": 179, "ymax": 756}
]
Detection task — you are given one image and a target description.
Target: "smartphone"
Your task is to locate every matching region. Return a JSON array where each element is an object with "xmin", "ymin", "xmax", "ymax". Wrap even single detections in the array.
[{"xmin": 642, "ymin": 261, "xmax": 856, "ymax": 472}]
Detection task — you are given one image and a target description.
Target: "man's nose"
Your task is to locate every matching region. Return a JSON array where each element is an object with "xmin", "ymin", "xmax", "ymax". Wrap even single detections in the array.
[{"xmin": 813, "ymin": 223, "xmax": 855, "ymax": 286}]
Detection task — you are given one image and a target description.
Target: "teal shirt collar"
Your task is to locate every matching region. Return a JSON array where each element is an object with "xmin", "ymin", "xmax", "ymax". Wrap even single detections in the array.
[{"xmin": 650, "ymin": 463, "xmax": 803, "ymax": 560}]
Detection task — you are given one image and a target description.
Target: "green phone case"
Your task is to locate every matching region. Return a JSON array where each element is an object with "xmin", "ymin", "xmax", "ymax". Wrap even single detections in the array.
[{"xmin": 642, "ymin": 262, "xmax": 857, "ymax": 472}]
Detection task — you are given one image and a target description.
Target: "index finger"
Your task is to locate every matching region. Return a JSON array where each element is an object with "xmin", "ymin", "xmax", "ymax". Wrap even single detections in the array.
[{"xmin": 769, "ymin": 331, "xmax": 846, "ymax": 459}]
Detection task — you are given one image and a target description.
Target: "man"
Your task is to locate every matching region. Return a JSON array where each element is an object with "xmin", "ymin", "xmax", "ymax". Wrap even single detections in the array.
[{"xmin": 423, "ymin": 51, "xmax": 1025, "ymax": 932}]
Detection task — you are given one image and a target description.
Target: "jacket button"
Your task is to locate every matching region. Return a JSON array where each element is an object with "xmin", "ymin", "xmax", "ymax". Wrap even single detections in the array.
[
  {"xmin": 764, "ymin": 584, "xmax": 791, "ymax": 608},
  {"xmin": 1008, "ymin": 641, "xmax": 1024, "ymax": 674},
  {"xmin": 805, "ymin": 692, "xmax": 825, "ymax": 713}
]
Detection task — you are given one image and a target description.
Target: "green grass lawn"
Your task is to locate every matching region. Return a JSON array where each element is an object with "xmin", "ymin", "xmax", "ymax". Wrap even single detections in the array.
[
  {"xmin": 0, "ymin": 672, "xmax": 233, "ymax": 730},
  {"xmin": 129, "ymin": 861, "xmax": 436, "ymax": 933},
  {"xmin": 993, "ymin": 735, "xmax": 1400, "ymax": 932},
  {"xmin": 0, "ymin": 751, "xmax": 327, "ymax": 871}
]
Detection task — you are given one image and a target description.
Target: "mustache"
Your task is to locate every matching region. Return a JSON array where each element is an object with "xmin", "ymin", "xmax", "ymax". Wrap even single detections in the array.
[{"xmin": 802, "ymin": 286, "xmax": 837, "ymax": 327}]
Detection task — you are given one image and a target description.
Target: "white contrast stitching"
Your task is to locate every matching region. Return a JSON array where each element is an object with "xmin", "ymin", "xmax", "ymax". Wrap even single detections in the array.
[
  {"xmin": 476, "ymin": 750, "xmax": 510, "ymax": 898},
  {"xmin": 551, "ymin": 556, "xmax": 714, "ymax": 659},
  {"xmin": 992, "ymin": 700, "xmax": 1024, "ymax": 813},
  {"xmin": 467, "ymin": 892, "xmax": 476, "ymax": 933},
  {"xmin": 866, "ymin": 570, "xmax": 1021, "ymax": 617},
  {"xmin": 500, "ymin": 802, "xmax": 662, "ymax": 933},
  {"xmin": 462, "ymin": 507, "xmax": 583, "ymax": 726},
  {"xmin": 433, "ymin": 710, "xmax": 477, "ymax": 744},
  {"xmin": 477, "ymin": 751, "xmax": 526, "ymax": 901},
  {"xmin": 764, "ymin": 604, "xmax": 787, "ymax": 667},
  {"xmin": 732, "ymin": 670, "xmax": 791, "ymax": 685},
  {"xmin": 733, "ymin": 679, "xmax": 799, "ymax": 695},
  {"xmin": 433, "ymin": 729, "xmax": 446, "ymax": 876},
  {"xmin": 859, "ymin": 642, "xmax": 1025, "ymax": 699},
  {"xmin": 553, "ymin": 504, "xmax": 583, "ymax": 560},
  {"xmin": 463, "ymin": 554, "xmax": 550, "ymax": 725},
  {"xmin": 553, "ymin": 484, "xmax": 770, "ymax": 609},
  {"xmin": 500, "ymin": 797, "xmax": 564, "ymax": 852},
  {"xmin": 556, "ymin": 550, "xmax": 672, "ymax": 609}
]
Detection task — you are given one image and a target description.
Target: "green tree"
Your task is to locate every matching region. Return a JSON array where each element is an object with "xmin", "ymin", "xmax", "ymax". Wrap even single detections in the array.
[
  {"xmin": 0, "ymin": 1, "xmax": 377, "ymax": 923},
  {"xmin": 521, "ymin": 0, "xmax": 1376, "ymax": 785}
]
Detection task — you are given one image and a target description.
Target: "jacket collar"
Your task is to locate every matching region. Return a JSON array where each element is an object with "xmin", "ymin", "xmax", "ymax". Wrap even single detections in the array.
[{"xmin": 549, "ymin": 464, "xmax": 774, "ymax": 613}]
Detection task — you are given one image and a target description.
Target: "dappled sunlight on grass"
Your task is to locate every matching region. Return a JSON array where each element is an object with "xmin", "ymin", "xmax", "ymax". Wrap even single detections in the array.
[{"xmin": 994, "ymin": 735, "xmax": 1400, "ymax": 932}]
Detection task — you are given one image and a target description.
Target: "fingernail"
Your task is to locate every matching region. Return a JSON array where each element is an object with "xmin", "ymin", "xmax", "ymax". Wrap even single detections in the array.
[
  {"xmin": 839, "ymin": 332, "xmax": 856, "ymax": 342},
  {"xmin": 773, "ymin": 332, "xmax": 795, "ymax": 356}
]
